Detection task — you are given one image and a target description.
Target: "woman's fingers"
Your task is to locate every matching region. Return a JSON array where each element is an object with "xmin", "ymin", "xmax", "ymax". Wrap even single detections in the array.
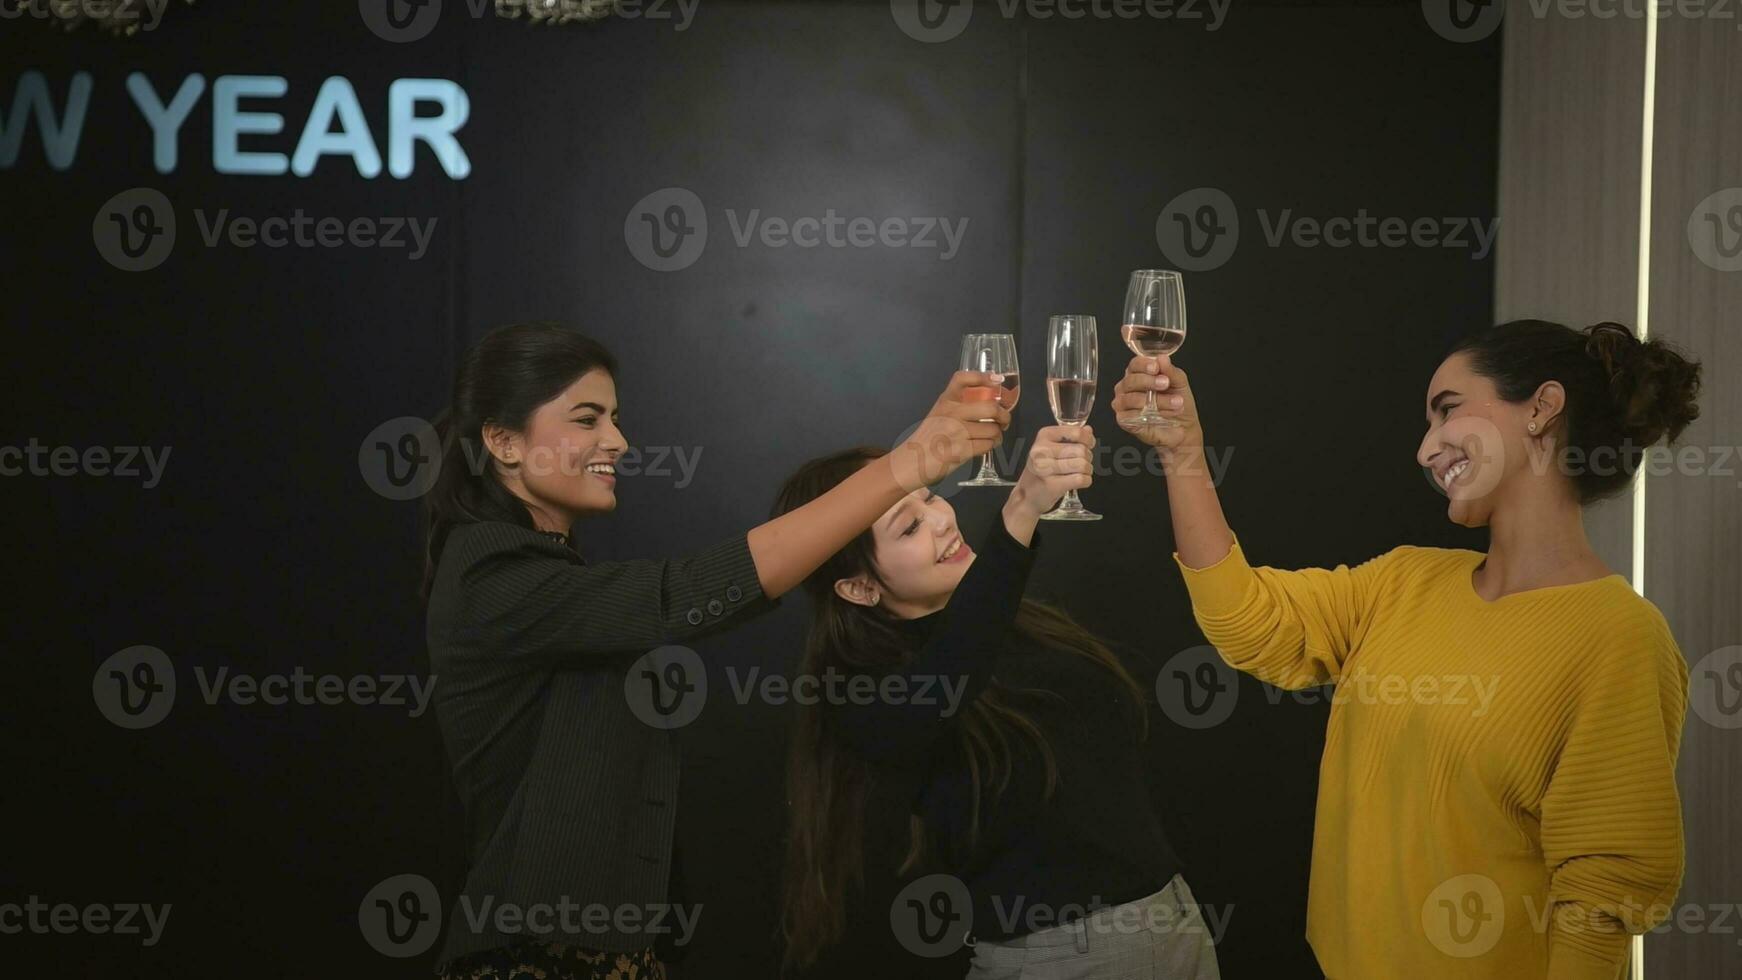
[
  {"xmin": 938, "ymin": 369, "xmax": 1004, "ymax": 405},
  {"xmin": 941, "ymin": 398, "xmax": 1012, "ymax": 429}
]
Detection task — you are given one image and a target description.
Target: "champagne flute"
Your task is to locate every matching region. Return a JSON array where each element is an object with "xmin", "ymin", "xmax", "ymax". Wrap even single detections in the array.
[
  {"xmin": 1117, "ymin": 269, "xmax": 1186, "ymax": 431},
  {"xmin": 1041, "ymin": 314, "xmax": 1101, "ymax": 521},
  {"xmin": 957, "ymin": 333, "xmax": 1020, "ymax": 487}
]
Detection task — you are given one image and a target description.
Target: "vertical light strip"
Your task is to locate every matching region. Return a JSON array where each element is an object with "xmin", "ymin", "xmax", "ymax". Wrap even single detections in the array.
[
  {"xmin": 1632, "ymin": 0, "xmax": 1658, "ymax": 602},
  {"xmin": 1629, "ymin": 3, "xmax": 1660, "ymax": 978}
]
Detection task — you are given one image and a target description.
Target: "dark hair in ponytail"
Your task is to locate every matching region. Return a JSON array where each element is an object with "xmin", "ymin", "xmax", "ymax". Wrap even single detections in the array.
[
  {"xmin": 771, "ymin": 447, "xmax": 1147, "ymax": 971},
  {"xmin": 421, "ymin": 322, "xmax": 618, "ymax": 599},
  {"xmin": 1452, "ymin": 319, "xmax": 1701, "ymax": 502}
]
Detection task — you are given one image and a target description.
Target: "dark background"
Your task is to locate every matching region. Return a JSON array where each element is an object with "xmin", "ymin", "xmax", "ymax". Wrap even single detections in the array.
[{"xmin": 1, "ymin": 2, "xmax": 1495, "ymax": 976}]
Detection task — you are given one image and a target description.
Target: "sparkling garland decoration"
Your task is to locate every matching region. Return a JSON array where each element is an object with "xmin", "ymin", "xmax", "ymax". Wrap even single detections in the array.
[{"xmin": 494, "ymin": 0, "xmax": 617, "ymax": 25}]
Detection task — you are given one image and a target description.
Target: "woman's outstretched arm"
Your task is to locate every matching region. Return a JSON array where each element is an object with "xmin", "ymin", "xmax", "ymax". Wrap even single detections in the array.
[
  {"xmin": 1114, "ymin": 354, "xmax": 1385, "ymax": 690},
  {"xmin": 747, "ymin": 370, "xmax": 1010, "ymax": 599},
  {"xmin": 1112, "ymin": 354, "xmax": 1231, "ymax": 568}
]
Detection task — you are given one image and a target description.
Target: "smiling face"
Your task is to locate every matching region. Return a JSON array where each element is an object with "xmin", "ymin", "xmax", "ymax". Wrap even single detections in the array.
[
  {"xmin": 486, "ymin": 368, "xmax": 627, "ymax": 532},
  {"xmin": 834, "ymin": 488, "xmax": 976, "ymax": 619},
  {"xmin": 1416, "ymin": 351, "xmax": 1541, "ymax": 528}
]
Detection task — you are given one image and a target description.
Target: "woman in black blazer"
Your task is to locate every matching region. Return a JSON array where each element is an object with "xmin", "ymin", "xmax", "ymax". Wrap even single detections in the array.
[{"xmin": 423, "ymin": 322, "xmax": 1009, "ymax": 980}]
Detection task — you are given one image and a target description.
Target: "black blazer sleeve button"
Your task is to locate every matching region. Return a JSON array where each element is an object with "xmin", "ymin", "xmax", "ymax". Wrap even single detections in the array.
[
  {"xmin": 686, "ymin": 608, "xmax": 704, "ymax": 625},
  {"xmin": 707, "ymin": 599, "xmax": 724, "ymax": 616},
  {"xmin": 726, "ymin": 585, "xmax": 743, "ymax": 602}
]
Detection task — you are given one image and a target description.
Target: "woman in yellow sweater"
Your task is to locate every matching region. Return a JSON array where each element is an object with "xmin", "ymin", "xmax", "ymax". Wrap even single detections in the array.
[{"xmin": 1113, "ymin": 319, "xmax": 1700, "ymax": 980}]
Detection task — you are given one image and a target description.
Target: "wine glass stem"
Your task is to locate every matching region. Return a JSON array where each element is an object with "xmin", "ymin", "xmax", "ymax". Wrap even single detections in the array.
[
  {"xmin": 1145, "ymin": 390, "xmax": 1158, "ymax": 415},
  {"xmin": 976, "ymin": 451, "xmax": 997, "ymax": 480}
]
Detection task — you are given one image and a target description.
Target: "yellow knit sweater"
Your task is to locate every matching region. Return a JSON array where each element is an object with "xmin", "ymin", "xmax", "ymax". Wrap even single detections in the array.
[{"xmin": 1175, "ymin": 540, "xmax": 1687, "ymax": 980}]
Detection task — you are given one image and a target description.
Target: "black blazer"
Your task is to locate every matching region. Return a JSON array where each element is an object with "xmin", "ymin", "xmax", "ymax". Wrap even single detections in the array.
[{"xmin": 425, "ymin": 521, "xmax": 772, "ymax": 968}]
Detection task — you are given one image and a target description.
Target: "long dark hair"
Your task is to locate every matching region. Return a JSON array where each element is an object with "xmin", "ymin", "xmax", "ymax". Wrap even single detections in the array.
[
  {"xmin": 1452, "ymin": 319, "xmax": 1701, "ymax": 502},
  {"xmin": 771, "ymin": 447, "xmax": 1147, "ymax": 971},
  {"xmin": 421, "ymin": 321, "xmax": 618, "ymax": 598}
]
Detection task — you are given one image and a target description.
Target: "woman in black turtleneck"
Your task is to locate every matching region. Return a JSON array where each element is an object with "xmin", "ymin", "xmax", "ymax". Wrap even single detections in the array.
[{"xmin": 771, "ymin": 427, "xmax": 1220, "ymax": 980}]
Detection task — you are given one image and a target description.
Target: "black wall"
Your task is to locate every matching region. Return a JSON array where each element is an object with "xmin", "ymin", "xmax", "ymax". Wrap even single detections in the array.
[{"xmin": 1, "ymin": 2, "xmax": 1496, "ymax": 977}]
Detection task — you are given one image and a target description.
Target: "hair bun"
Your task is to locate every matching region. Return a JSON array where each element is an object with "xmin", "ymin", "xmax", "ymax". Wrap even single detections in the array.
[{"xmin": 1583, "ymin": 321, "xmax": 1702, "ymax": 446}]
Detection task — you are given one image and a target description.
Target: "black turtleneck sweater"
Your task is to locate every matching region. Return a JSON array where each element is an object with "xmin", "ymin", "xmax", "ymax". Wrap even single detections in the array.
[{"xmin": 830, "ymin": 520, "xmax": 1181, "ymax": 943}]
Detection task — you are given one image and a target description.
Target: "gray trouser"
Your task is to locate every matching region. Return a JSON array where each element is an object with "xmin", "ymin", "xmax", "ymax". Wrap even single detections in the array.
[{"xmin": 964, "ymin": 875, "xmax": 1221, "ymax": 980}]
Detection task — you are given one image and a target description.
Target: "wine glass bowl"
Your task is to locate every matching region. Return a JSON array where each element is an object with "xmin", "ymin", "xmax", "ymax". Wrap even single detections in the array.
[
  {"xmin": 1118, "ymin": 269, "xmax": 1186, "ymax": 431},
  {"xmin": 957, "ymin": 333, "xmax": 1020, "ymax": 487},
  {"xmin": 1040, "ymin": 314, "xmax": 1102, "ymax": 522}
]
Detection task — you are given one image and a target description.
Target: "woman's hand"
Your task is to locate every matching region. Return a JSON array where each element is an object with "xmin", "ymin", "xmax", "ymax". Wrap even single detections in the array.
[
  {"xmin": 886, "ymin": 371, "xmax": 1012, "ymax": 492},
  {"xmin": 1002, "ymin": 425, "xmax": 1095, "ymax": 545},
  {"xmin": 1112, "ymin": 355, "xmax": 1203, "ymax": 461}
]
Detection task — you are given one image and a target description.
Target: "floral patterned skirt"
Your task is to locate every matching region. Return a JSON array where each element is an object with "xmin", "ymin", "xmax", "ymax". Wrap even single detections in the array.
[{"xmin": 439, "ymin": 942, "xmax": 666, "ymax": 980}]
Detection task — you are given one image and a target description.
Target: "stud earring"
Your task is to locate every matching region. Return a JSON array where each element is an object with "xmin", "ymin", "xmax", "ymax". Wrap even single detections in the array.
[{"xmin": 1527, "ymin": 422, "xmax": 1537, "ymax": 433}]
